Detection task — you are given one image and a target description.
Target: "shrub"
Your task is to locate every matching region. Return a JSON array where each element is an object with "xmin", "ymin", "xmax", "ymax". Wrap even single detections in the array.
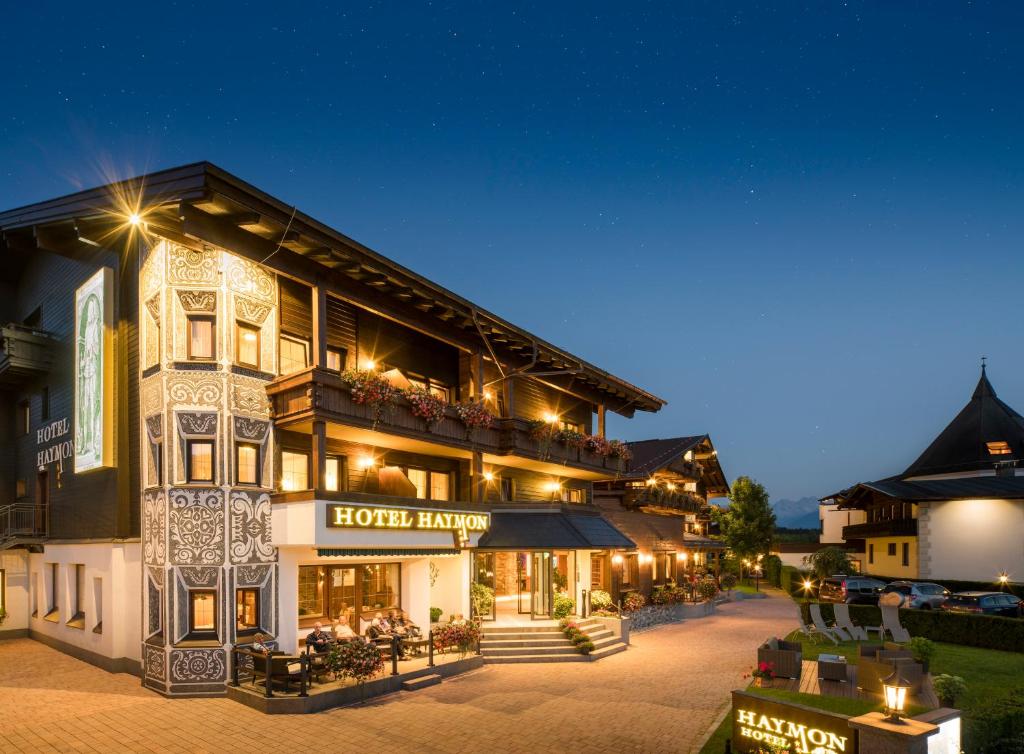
[
  {"xmin": 578, "ymin": 640, "xmax": 595, "ymax": 655},
  {"xmin": 965, "ymin": 687, "xmax": 1024, "ymax": 753},
  {"xmin": 590, "ymin": 590, "xmax": 613, "ymax": 612},
  {"xmin": 571, "ymin": 633, "xmax": 590, "ymax": 646},
  {"xmin": 433, "ymin": 621, "xmax": 481, "ymax": 657},
  {"xmin": 697, "ymin": 580, "xmax": 719, "ymax": 602},
  {"xmin": 553, "ymin": 592, "xmax": 575, "ymax": 619},
  {"xmin": 470, "ymin": 582, "xmax": 495, "ymax": 618},
  {"xmin": 622, "ymin": 591, "xmax": 646, "ymax": 613},
  {"xmin": 720, "ymin": 573, "xmax": 738, "ymax": 591},
  {"xmin": 931, "ymin": 674, "xmax": 967, "ymax": 707},
  {"xmin": 909, "ymin": 636, "xmax": 936, "ymax": 665},
  {"xmin": 763, "ymin": 554, "xmax": 783, "ymax": 587},
  {"xmin": 651, "ymin": 586, "xmax": 673, "ymax": 605},
  {"xmin": 327, "ymin": 638, "xmax": 384, "ymax": 683},
  {"xmin": 429, "ymin": 607, "xmax": 443, "ymax": 623}
]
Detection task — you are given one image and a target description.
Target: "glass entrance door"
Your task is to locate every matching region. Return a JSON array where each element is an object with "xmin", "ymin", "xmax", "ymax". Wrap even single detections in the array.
[
  {"xmin": 473, "ymin": 552, "xmax": 497, "ymax": 621},
  {"xmin": 531, "ymin": 551, "xmax": 553, "ymax": 619},
  {"xmin": 516, "ymin": 552, "xmax": 530, "ymax": 614}
]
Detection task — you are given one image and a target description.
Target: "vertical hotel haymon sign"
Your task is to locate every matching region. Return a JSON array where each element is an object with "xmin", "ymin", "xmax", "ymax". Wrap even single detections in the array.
[{"xmin": 74, "ymin": 268, "xmax": 114, "ymax": 472}]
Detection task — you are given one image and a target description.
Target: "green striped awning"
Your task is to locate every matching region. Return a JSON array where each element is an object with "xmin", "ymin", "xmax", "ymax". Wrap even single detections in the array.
[{"xmin": 316, "ymin": 548, "xmax": 461, "ymax": 558}]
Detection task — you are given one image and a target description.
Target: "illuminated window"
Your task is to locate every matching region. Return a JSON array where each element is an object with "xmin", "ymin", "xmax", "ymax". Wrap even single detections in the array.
[
  {"xmin": 16, "ymin": 479, "xmax": 26, "ymax": 498},
  {"xmin": 281, "ymin": 451, "xmax": 309, "ymax": 491},
  {"xmin": 279, "ymin": 335, "xmax": 309, "ymax": 375},
  {"xmin": 361, "ymin": 563, "xmax": 400, "ymax": 610},
  {"xmin": 236, "ymin": 588, "xmax": 259, "ymax": 631},
  {"xmin": 430, "ymin": 471, "xmax": 450, "ymax": 501},
  {"xmin": 187, "ymin": 441, "xmax": 214, "ymax": 483},
  {"xmin": 325, "ymin": 457, "xmax": 341, "ymax": 491},
  {"xmin": 326, "ymin": 348, "xmax": 344, "ymax": 372},
  {"xmin": 987, "ymin": 441, "xmax": 1012, "ymax": 456},
  {"xmin": 499, "ymin": 477, "xmax": 516, "ymax": 501},
  {"xmin": 236, "ymin": 443, "xmax": 259, "ymax": 486},
  {"xmin": 187, "ymin": 316, "xmax": 215, "ymax": 360},
  {"xmin": 236, "ymin": 322, "xmax": 260, "ymax": 369},
  {"xmin": 298, "ymin": 565, "xmax": 325, "ymax": 618},
  {"xmin": 561, "ymin": 487, "xmax": 584, "ymax": 504},
  {"xmin": 189, "ymin": 591, "xmax": 217, "ymax": 635},
  {"xmin": 403, "ymin": 372, "xmax": 452, "ymax": 403},
  {"xmin": 405, "ymin": 467, "xmax": 451, "ymax": 501},
  {"xmin": 558, "ymin": 419, "xmax": 583, "ymax": 433}
]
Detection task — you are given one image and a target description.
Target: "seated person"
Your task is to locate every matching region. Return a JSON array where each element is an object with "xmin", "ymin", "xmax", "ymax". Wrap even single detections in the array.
[
  {"xmin": 450, "ymin": 613, "xmax": 467, "ymax": 626},
  {"xmin": 332, "ymin": 615, "xmax": 357, "ymax": 641},
  {"xmin": 251, "ymin": 632, "xmax": 271, "ymax": 654},
  {"xmin": 305, "ymin": 622, "xmax": 332, "ymax": 653},
  {"xmin": 392, "ymin": 610, "xmax": 422, "ymax": 638},
  {"xmin": 367, "ymin": 612, "xmax": 406, "ymax": 659},
  {"xmin": 387, "ymin": 609, "xmax": 409, "ymax": 636}
]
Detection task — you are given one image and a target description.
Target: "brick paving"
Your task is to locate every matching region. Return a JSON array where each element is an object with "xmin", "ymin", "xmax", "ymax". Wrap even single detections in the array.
[{"xmin": 0, "ymin": 593, "xmax": 795, "ymax": 754}]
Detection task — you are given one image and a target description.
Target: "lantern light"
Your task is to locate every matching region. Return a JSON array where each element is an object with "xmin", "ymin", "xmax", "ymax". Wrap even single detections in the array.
[
  {"xmin": 482, "ymin": 471, "xmax": 495, "ymax": 482},
  {"xmin": 611, "ymin": 554, "xmax": 624, "ymax": 565},
  {"xmin": 882, "ymin": 668, "xmax": 911, "ymax": 723},
  {"xmin": 356, "ymin": 455, "xmax": 376, "ymax": 469},
  {"xmin": 542, "ymin": 412, "xmax": 559, "ymax": 424},
  {"xmin": 677, "ymin": 552, "xmax": 688, "ymax": 562},
  {"xmin": 128, "ymin": 212, "xmax": 141, "ymax": 226},
  {"xmin": 361, "ymin": 359, "xmax": 377, "ymax": 370},
  {"xmin": 646, "ymin": 477, "xmax": 657, "ymax": 487}
]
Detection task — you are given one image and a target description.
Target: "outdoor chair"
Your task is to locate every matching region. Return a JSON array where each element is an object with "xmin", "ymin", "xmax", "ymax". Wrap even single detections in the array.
[
  {"xmin": 858, "ymin": 643, "xmax": 885, "ymax": 659},
  {"xmin": 808, "ymin": 604, "xmax": 843, "ymax": 644},
  {"xmin": 832, "ymin": 603, "xmax": 875, "ymax": 641},
  {"xmin": 251, "ymin": 652, "xmax": 305, "ymax": 693},
  {"xmin": 880, "ymin": 605, "xmax": 912, "ymax": 643},
  {"xmin": 757, "ymin": 638, "xmax": 802, "ymax": 680},
  {"xmin": 817, "ymin": 656, "xmax": 849, "ymax": 683},
  {"xmin": 857, "ymin": 656, "xmax": 923, "ymax": 695},
  {"xmin": 793, "ymin": 604, "xmax": 829, "ymax": 644}
]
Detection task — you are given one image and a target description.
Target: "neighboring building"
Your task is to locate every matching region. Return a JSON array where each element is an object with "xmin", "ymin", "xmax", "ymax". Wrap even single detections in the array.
[
  {"xmin": 593, "ymin": 435, "xmax": 728, "ymax": 601},
  {"xmin": 0, "ymin": 163, "xmax": 667, "ymax": 695},
  {"xmin": 824, "ymin": 367, "xmax": 1024, "ymax": 582}
]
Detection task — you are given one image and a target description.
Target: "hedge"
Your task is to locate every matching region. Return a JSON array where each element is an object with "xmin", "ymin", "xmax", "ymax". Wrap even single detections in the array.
[
  {"xmin": 966, "ymin": 688, "xmax": 1024, "ymax": 753},
  {"xmin": 780, "ymin": 566, "xmax": 811, "ymax": 596},
  {"xmin": 799, "ymin": 601, "xmax": 1024, "ymax": 653},
  {"xmin": 763, "ymin": 554, "xmax": 783, "ymax": 588}
]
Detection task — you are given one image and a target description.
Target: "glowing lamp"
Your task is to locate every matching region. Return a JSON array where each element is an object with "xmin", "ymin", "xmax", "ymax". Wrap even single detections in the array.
[
  {"xmin": 802, "ymin": 579, "xmax": 814, "ymax": 592},
  {"xmin": 611, "ymin": 554, "xmax": 624, "ymax": 565},
  {"xmin": 678, "ymin": 552, "xmax": 688, "ymax": 562},
  {"xmin": 999, "ymin": 572, "xmax": 1010, "ymax": 584},
  {"xmin": 544, "ymin": 480, "xmax": 562, "ymax": 493},
  {"xmin": 882, "ymin": 668, "xmax": 911, "ymax": 723},
  {"xmin": 666, "ymin": 482, "xmax": 677, "ymax": 491},
  {"xmin": 645, "ymin": 478, "xmax": 657, "ymax": 487},
  {"xmin": 483, "ymin": 390, "xmax": 494, "ymax": 402},
  {"xmin": 361, "ymin": 359, "xmax": 377, "ymax": 371},
  {"xmin": 542, "ymin": 412, "xmax": 559, "ymax": 424},
  {"xmin": 128, "ymin": 213, "xmax": 141, "ymax": 226},
  {"xmin": 356, "ymin": 455, "xmax": 376, "ymax": 469},
  {"xmin": 483, "ymin": 471, "xmax": 495, "ymax": 482}
]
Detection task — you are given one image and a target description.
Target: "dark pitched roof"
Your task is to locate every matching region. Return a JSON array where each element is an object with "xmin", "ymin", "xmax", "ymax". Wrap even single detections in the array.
[
  {"xmin": 626, "ymin": 437, "xmax": 708, "ymax": 476},
  {"xmin": 476, "ymin": 507, "xmax": 635, "ymax": 550},
  {"xmin": 595, "ymin": 500, "xmax": 723, "ymax": 551},
  {"xmin": 902, "ymin": 368, "xmax": 1024, "ymax": 478},
  {"xmin": 843, "ymin": 475, "xmax": 1024, "ymax": 504}
]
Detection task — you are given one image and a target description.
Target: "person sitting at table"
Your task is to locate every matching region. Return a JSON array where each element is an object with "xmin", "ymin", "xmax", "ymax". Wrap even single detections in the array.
[
  {"xmin": 368, "ymin": 612, "xmax": 406, "ymax": 659},
  {"xmin": 332, "ymin": 615, "xmax": 357, "ymax": 641},
  {"xmin": 392, "ymin": 610, "xmax": 422, "ymax": 638},
  {"xmin": 251, "ymin": 632, "xmax": 271, "ymax": 654},
  {"xmin": 387, "ymin": 609, "xmax": 408, "ymax": 636},
  {"xmin": 305, "ymin": 622, "xmax": 332, "ymax": 653}
]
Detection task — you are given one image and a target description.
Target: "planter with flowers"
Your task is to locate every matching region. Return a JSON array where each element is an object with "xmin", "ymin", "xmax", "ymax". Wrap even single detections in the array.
[
  {"xmin": 339, "ymin": 369, "xmax": 398, "ymax": 427},
  {"xmin": 433, "ymin": 620, "xmax": 483, "ymax": 658},
  {"xmin": 750, "ymin": 661, "xmax": 776, "ymax": 688},
  {"xmin": 327, "ymin": 638, "xmax": 385, "ymax": 694},
  {"xmin": 622, "ymin": 591, "xmax": 647, "ymax": 614},
  {"xmin": 403, "ymin": 386, "xmax": 448, "ymax": 431},
  {"xmin": 454, "ymin": 399, "xmax": 494, "ymax": 440}
]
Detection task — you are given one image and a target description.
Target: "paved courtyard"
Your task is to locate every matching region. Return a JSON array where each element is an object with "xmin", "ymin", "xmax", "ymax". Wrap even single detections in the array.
[{"xmin": 0, "ymin": 593, "xmax": 794, "ymax": 754}]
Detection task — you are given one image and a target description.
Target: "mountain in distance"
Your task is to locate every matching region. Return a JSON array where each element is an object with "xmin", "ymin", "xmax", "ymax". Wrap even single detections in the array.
[{"xmin": 772, "ymin": 496, "xmax": 820, "ymax": 529}]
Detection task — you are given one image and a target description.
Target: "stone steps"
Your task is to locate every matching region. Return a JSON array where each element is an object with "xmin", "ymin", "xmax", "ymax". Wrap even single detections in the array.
[
  {"xmin": 401, "ymin": 674, "xmax": 442, "ymax": 691},
  {"xmin": 480, "ymin": 619, "xmax": 626, "ymax": 664}
]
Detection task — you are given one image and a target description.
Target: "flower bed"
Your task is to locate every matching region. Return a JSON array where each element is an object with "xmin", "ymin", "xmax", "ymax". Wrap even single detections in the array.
[{"xmin": 559, "ymin": 619, "xmax": 595, "ymax": 655}]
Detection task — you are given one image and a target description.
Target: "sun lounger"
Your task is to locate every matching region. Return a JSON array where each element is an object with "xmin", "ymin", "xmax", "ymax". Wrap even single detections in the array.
[
  {"xmin": 808, "ymin": 603, "xmax": 841, "ymax": 644},
  {"xmin": 832, "ymin": 603, "xmax": 874, "ymax": 641},
  {"xmin": 880, "ymin": 605, "xmax": 911, "ymax": 643}
]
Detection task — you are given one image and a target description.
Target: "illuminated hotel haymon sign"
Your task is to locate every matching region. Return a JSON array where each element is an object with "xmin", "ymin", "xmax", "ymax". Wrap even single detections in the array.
[
  {"xmin": 74, "ymin": 268, "xmax": 114, "ymax": 472},
  {"xmin": 327, "ymin": 504, "xmax": 489, "ymax": 540},
  {"xmin": 732, "ymin": 695, "xmax": 852, "ymax": 754}
]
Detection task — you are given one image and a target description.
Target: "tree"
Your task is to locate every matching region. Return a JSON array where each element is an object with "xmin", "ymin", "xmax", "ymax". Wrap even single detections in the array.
[
  {"xmin": 807, "ymin": 546, "xmax": 853, "ymax": 580},
  {"xmin": 714, "ymin": 476, "xmax": 776, "ymax": 565}
]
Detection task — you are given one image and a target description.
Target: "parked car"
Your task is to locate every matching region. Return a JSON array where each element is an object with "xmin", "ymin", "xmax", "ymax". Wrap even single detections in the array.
[
  {"xmin": 818, "ymin": 575, "xmax": 886, "ymax": 604},
  {"xmin": 881, "ymin": 581, "xmax": 951, "ymax": 610},
  {"xmin": 941, "ymin": 591, "xmax": 1023, "ymax": 618}
]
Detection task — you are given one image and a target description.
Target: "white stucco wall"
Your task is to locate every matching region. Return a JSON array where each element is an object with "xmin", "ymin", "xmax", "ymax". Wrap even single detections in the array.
[
  {"xmin": 820, "ymin": 503, "xmax": 865, "ymax": 544},
  {"xmin": 429, "ymin": 553, "xmax": 470, "ymax": 623},
  {"xmin": 27, "ymin": 542, "xmax": 141, "ymax": 668},
  {"xmin": 922, "ymin": 499, "xmax": 1024, "ymax": 582},
  {"xmin": 1, "ymin": 550, "xmax": 30, "ymax": 634}
]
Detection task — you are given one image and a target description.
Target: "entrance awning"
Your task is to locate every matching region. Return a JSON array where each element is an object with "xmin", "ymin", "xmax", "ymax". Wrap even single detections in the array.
[{"xmin": 476, "ymin": 506, "xmax": 635, "ymax": 550}]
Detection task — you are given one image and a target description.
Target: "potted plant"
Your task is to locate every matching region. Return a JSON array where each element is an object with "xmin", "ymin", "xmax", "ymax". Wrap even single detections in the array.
[
  {"xmin": 434, "ymin": 621, "xmax": 481, "ymax": 658},
  {"xmin": 751, "ymin": 661, "xmax": 776, "ymax": 688},
  {"xmin": 340, "ymin": 369, "xmax": 398, "ymax": 427},
  {"xmin": 470, "ymin": 582, "xmax": 495, "ymax": 618},
  {"xmin": 932, "ymin": 674, "xmax": 967, "ymax": 709},
  {"xmin": 404, "ymin": 386, "xmax": 447, "ymax": 430},
  {"xmin": 454, "ymin": 399, "xmax": 494, "ymax": 438},
  {"xmin": 697, "ymin": 579, "xmax": 719, "ymax": 603},
  {"xmin": 909, "ymin": 637, "xmax": 936, "ymax": 673},
  {"xmin": 622, "ymin": 591, "xmax": 646, "ymax": 614},
  {"xmin": 553, "ymin": 592, "xmax": 575, "ymax": 619},
  {"xmin": 327, "ymin": 638, "xmax": 384, "ymax": 699},
  {"xmin": 429, "ymin": 607, "xmax": 443, "ymax": 624}
]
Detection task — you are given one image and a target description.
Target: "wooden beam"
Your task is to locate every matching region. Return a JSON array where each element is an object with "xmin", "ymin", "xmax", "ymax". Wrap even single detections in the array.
[{"xmin": 224, "ymin": 211, "xmax": 262, "ymax": 227}]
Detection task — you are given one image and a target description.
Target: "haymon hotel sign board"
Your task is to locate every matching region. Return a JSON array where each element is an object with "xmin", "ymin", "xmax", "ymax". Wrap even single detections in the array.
[
  {"xmin": 74, "ymin": 268, "xmax": 114, "ymax": 472},
  {"xmin": 327, "ymin": 503, "xmax": 490, "ymax": 541},
  {"xmin": 731, "ymin": 691, "xmax": 855, "ymax": 754}
]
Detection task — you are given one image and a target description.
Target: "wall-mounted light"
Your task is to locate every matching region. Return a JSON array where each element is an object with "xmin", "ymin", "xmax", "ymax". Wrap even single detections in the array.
[
  {"xmin": 646, "ymin": 478, "xmax": 657, "ymax": 487},
  {"xmin": 483, "ymin": 389, "xmax": 494, "ymax": 402},
  {"xmin": 361, "ymin": 359, "xmax": 377, "ymax": 371},
  {"xmin": 544, "ymin": 480, "xmax": 562, "ymax": 493},
  {"xmin": 611, "ymin": 554, "xmax": 624, "ymax": 565},
  {"xmin": 677, "ymin": 552, "xmax": 688, "ymax": 562},
  {"xmin": 542, "ymin": 412, "xmax": 559, "ymax": 424},
  {"xmin": 483, "ymin": 471, "xmax": 495, "ymax": 483},
  {"xmin": 666, "ymin": 482, "xmax": 677, "ymax": 491},
  {"xmin": 356, "ymin": 455, "xmax": 377, "ymax": 469},
  {"xmin": 128, "ymin": 213, "xmax": 141, "ymax": 226}
]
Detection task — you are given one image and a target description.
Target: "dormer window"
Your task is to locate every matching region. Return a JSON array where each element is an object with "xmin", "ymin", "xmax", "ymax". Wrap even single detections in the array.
[{"xmin": 987, "ymin": 441, "xmax": 1012, "ymax": 456}]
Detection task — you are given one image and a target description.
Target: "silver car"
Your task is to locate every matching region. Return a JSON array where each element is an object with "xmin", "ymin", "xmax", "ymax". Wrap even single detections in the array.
[{"xmin": 881, "ymin": 581, "xmax": 950, "ymax": 610}]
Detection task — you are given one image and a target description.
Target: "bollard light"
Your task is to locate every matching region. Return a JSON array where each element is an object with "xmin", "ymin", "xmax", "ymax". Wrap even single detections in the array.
[{"xmin": 882, "ymin": 668, "xmax": 911, "ymax": 723}]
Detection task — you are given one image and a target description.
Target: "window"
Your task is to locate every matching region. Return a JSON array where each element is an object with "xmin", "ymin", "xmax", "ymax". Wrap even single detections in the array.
[
  {"xmin": 187, "ymin": 315, "xmax": 215, "ymax": 360},
  {"xmin": 298, "ymin": 565, "xmax": 325, "ymax": 618},
  {"xmin": 16, "ymin": 479, "xmax": 26, "ymax": 498},
  {"xmin": 279, "ymin": 335, "xmax": 309, "ymax": 374},
  {"xmin": 326, "ymin": 347, "xmax": 345, "ymax": 372},
  {"xmin": 653, "ymin": 552, "xmax": 667, "ymax": 584},
  {"xmin": 235, "ymin": 322, "xmax": 260, "ymax": 369},
  {"xmin": 987, "ymin": 441, "xmax": 1012, "ymax": 456},
  {"xmin": 405, "ymin": 467, "xmax": 451, "ymax": 501},
  {"xmin": 561, "ymin": 487, "xmax": 584, "ymax": 504},
  {"xmin": 868, "ymin": 544, "xmax": 874, "ymax": 564},
  {"xmin": 590, "ymin": 554, "xmax": 605, "ymax": 590},
  {"xmin": 19, "ymin": 401, "xmax": 29, "ymax": 435},
  {"xmin": 93, "ymin": 577, "xmax": 103, "ymax": 634},
  {"xmin": 45, "ymin": 563, "xmax": 58, "ymax": 621},
  {"xmin": 902, "ymin": 542, "xmax": 910, "ymax": 567},
  {"xmin": 186, "ymin": 440, "xmax": 214, "ymax": 483},
  {"xmin": 887, "ymin": 542, "xmax": 897, "ymax": 557},
  {"xmin": 236, "ymin": 588, "xmax": 260, "ymax": 631},
  {"xmin": 405, "ymin": 374, "xmax": 452, "ymax": 403},
  {"xmin": 150, "ymin": 441, "xmax": 163, "ymax": 485},
  {"xmin": 281, "ymin": 451, "xmax": 309, "ymax": 491},
  {"xmin": 558, "ymin": 419, "xmax": 583, "ymax": 433},
  {"xmin": 499, "ymin": 476, "xmax": 516, "ymax": 502},
  {"xmin": 325, "ymin": 457, "xmax": 341, "ymax": 492},
  {"xmin": 236, "ymin": 443, "xmax": 260, "ymax": 486},
  {"xmin": 360, "ymin": 563, "xmax": 400, "ymax": 610},
  {"xmin": 188, "ymin": 591, "xmax": 217, "ymax": 636},
  {"xmin": 620, "ymin": 554, "xmax": 639, "ymax": 586},
  {"xmin": 0, "ymin": 569, "xmax": 5, "ymax": 616},
  {"xmin": 67, "ymin": 564, "xmax": 85, "ymax": 629},
  {"xmin": 41, "ymin": 387, "xmax": 49, "ymax": 421}
]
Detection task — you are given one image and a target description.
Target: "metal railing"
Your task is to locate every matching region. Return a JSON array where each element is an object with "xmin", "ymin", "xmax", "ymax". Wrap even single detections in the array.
[{"xmin": 0, "ymin": 503, "xmax": 48, "ymax": 548}]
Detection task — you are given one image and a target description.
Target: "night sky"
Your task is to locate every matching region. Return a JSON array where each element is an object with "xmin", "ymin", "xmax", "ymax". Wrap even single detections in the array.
[{"xmin": 3, "ymin": 2, "xmax": 1023, "ymax": 502}]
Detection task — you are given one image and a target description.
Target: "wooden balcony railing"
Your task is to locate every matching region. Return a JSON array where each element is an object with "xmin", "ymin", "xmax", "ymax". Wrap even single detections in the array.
[
  {"xmin": 0, "ymin": 502, "xmax": 48, "ymax": 548},
  {"xmin": 842, "ymin": 518, "xmax": 918, "ymax": 540},
  {"xmin": 0, "ymin": 323, "xmax": 58, "ymax": 386},
  {"xmin": 265, "ymin": 368, "xmax": 629, "ymax": 475}
]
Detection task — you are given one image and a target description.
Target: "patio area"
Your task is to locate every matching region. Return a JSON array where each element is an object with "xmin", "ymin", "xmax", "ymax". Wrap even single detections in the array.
[{"xmin": 772, "ymin": 658, "xmax": 939, "ymax": 708}]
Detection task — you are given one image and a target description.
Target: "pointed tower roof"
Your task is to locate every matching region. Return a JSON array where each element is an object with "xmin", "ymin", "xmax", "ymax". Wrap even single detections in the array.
[{"xmin": 902, "ymin": 366, "xmax": 1024, "ymax": 478}]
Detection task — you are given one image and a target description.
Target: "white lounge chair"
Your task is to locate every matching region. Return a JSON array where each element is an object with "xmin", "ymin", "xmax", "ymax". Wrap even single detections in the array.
[
  {"xmin": 808, "ymin": 604, "xmax": 842, "ymax": 644},
  {"xmin": 880, "ymin": 605, "xmax": 911, "ymax": 643},
  {"xmin": 832, "ymin": 603, "xmax": 873, "ymax": 641}
]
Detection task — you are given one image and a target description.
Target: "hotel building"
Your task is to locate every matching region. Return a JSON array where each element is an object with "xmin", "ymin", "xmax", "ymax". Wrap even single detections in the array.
[
  {"xmin": 593, "ymin": 436, "xmax": 728, "ymax": 600},
  {"xmin": 0, "ymin": 162, "xmax": 670, "ymax": 695},
  {"xmin": 824, "ymin": 367, "xmax": 1024, "ymax": 582}
]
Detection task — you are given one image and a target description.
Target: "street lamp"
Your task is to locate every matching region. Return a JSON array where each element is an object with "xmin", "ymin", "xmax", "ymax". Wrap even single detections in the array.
[
  {"xmin": 998, "ymin": 572, "xmax": 1010, "ymax": 591},
  {"xmin": 801, "ymin": 578, "xmax": 815, "ymax": 603},
  {"xmin": 882, "ymin": 668, "xmax": 912, "ymax": 723},
  {"xmin": 753, "ymin": 564, "xmax": 762, "ymax": 592}
]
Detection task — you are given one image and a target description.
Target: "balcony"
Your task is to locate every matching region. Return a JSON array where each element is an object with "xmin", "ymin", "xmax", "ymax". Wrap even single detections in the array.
[
  {"xmin": 265, "ymin": 368, "xmax": 627, "ymax": 476},
  {"xmin": 0, "ymin": 502, "xmax": 48, "ymax": 549},
  {"xmin": 622, "ymin": 488, "xmax": 704, "ymax": 514},
  {"xmin": 0, "ymin": 323, "xmax": 58, "ymax": 386},
  {"xmin": 842, "ymin": 518, "xmax": 918, "ymax": 540}
]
